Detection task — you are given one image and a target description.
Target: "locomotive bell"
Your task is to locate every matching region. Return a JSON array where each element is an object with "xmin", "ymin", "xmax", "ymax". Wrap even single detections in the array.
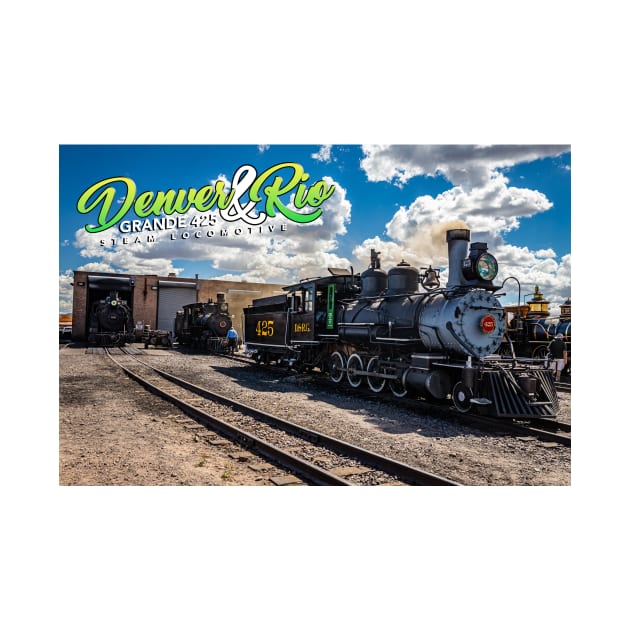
[{"xmin": 421, "ymin": 266, "xmax": 440, "ymax": 290}]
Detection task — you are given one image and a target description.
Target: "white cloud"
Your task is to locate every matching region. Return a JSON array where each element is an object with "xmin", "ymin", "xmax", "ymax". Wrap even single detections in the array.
[
  {"xmin": 352, "ymin": 145, "xmax": 570, "ymax": 314},
  {"xmin": 311, "ymin": 145, "xmax": 332, "ymax": 163},
  {"xmin": 495, "ymin": 246, "xmax": 572, "ymax": 315},
  {"xmin": 59, "ymin": 270, "xmax": 74, "ymax": 314},
  {"xmin": 379, "ymin": 171, "xmax": 553, "ymax": 267},
  {"xmin": 360, "ymin": 144, "xmax": 569, "ymax": 188}
]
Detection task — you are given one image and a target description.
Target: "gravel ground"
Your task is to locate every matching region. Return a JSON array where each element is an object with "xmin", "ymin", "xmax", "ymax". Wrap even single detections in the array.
[{"xmin": 59, "ymin": 344, "xmax": 571, "ymax": 486}]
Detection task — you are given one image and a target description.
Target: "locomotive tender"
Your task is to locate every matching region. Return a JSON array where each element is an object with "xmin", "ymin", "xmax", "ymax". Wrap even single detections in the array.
[
  {"xmin": 88, "ymin": 291, "xmax": 135, "ymax": 346},
  {"xmin": 174, "ymin": 294, "xmax": 232, "ymax": 352},
  {"xmin": 244, "ymin": 229, "xmax": 559, "ymax": 419}
]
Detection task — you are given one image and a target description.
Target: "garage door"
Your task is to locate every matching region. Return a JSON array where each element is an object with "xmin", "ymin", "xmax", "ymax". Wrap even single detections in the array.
[{"xmin": 157, "ymin": 281, "xmax": 197, "ymax": 333}]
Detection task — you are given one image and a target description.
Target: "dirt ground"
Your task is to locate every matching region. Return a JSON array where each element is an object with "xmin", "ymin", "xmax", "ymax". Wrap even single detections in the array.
[
  {"xmin": 59, "ymin": 347, "xmax": 280, "ymax": 485},
  {"xmin": 59, "ymin": 344, "xmax": 571, "ymax": 486}
]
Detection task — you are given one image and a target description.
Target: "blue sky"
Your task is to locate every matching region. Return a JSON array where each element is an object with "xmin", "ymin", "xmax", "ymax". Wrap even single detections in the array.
[{"xmin": 59, "ymin": 144, "xmax": 570, "ymax": 316}]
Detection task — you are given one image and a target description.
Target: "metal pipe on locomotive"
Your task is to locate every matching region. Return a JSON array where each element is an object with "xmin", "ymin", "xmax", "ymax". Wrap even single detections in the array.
[
  {"xmin": 243, "ymin": 229, "xmax": 559, "ymax": 418},
  {"xmin": 87, "ymin": 291, "xmax": 135, "ymax": 346}
]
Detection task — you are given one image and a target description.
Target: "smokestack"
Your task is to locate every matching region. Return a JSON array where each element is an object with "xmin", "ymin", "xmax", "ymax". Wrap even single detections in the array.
[
  {"xmin": 217, "ymin": 292, "xmax": 225, "ymax": 303},
  {"xmin": 446, "ymin": 229, "xmax": 470, "ymax": 288}
]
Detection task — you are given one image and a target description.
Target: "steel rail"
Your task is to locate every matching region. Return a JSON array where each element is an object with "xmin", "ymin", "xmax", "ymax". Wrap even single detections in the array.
[
  {"xmin": 299, "ymin": 369, "xmax": 572, "ymax": 447},
  {"xmin": 181, "ymin": 350, "xmax": 570, "ymax": 446},
  {"xmin": 105, "ymin": 349, "xmax": 351, "ymax": 486},
  {"xmin": 111, "ymin": 349, "xmax": 459, "ymax": 486}
]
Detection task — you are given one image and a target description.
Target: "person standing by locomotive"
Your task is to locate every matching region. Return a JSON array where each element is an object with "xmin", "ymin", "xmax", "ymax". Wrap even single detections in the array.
[
  {"xmin": 547, "ymin": 333, "xmax": 568, "ymax": 382},
  {"xmin": 226, "ymin": 326, "xmax": 239, "ymax": 355}
]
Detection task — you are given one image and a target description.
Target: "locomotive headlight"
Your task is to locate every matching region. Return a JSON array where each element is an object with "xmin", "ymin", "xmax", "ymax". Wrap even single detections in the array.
[
  {"xmin": 111, "ymin": 299, "xmax": 118, "ymax": 306},
  {"xmin": 220, "ymin": 303, "xmax": 228, "ymax": 313},
  {"xmin": 475, "ymin": 253, "xmax": 498, "ymax": 281}
]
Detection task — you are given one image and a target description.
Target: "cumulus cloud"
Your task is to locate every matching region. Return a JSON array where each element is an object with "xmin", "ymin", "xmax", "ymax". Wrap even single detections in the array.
[
  {"xmin": 365, "ymin": 168, "xmax": 553, "ymax": 270},
  {"xmin": 360, "ymin": 144, "xmax": 569, "ymax": 188},
  {"xmin": 352, "ymin": 144, "xmax": 571, "ymax": 313},
  {"xmin": 494, "ymin": 245, "xmax": 571, "ymax": 315},
  {"xmin": 311, "ymin": 145, "xmax": 332, "ymax": 163},
  {"xmin": 59, "ymin": 270, "xmax": 74, "ymax": 314}
]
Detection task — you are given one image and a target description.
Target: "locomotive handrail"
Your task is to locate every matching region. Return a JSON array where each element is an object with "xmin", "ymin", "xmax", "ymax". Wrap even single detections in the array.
[{"xmin": 337, "ymin": 290, "xmax": 437, "ymax": 304}]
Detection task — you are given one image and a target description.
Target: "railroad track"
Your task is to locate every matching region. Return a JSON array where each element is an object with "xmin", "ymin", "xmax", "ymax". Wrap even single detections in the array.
[
  {"xmin": 104, "ymin": 347, "xmax": 459, "ymax": 486},
  {"xmin": 210, "ymin": 351, "xmax": 571, "ymax": 447}
]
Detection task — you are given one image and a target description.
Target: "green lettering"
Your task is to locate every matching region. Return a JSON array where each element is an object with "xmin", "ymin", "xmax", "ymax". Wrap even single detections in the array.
[
  {"xmin": 250, "ymin": 162, "xmax": 326, "ymax": 223},
  {"xmin": 214, "ymin": 180, "xmax": 235, "ymax": 210},
  {"xmin": 153, "ymin": 189, "xmax": 195, "ymax": 215},
  {"xmin": 77, "ymin": 176, "xmax": 136, "ymax": 234},
  {"xmin": 134, "ymin": 191, "xmax": 155, "ymax": 217},
  {"xmin": 193, "ymin": 185, "xmax": 215, "ymax": 211}
]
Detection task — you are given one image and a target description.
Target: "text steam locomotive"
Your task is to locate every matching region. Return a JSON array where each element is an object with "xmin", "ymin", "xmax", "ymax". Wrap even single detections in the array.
[
  {"xmin": 88, "ymin": 291, "xmax": 135, "ymax": 346},
  {"xmin": 174, "ymin": 294, "xmax": 232, "ymax": 352},
  {"xmin": 243, "ymin": 229, "xmax": 559, "ymax": 419}
]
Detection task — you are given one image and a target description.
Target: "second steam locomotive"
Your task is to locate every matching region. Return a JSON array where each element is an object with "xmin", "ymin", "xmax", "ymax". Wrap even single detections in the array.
[
  {"xmin": 174, "ymin": 294, "xmax": 232, "ymax": 352},
  {"xmin": 87, "ymin": 291, "xmax": 135, "ymax": 346},
  {"xmin": 503, "ymin": 286, "xmax": 571, "ymax": 375},
  {"xmin": 244, "ymin": 229, "xmax": 559, "ymax": 419}
]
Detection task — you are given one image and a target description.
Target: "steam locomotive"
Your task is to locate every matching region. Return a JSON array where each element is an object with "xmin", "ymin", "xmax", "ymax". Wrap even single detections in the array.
[
  {"xmin": 243, "ymin": 229, "xmax": 559, "ymax": 419},
  {"xmin": 174, "ymin": 294, "xmax": 232, "ymax": 352},
  {"xmin": 87, "ymin": 291, "xmax": 135, "ymax": 346},
  {"xmin": 503, "ymin": 287, "xmax": 571, "ymax": 367}
]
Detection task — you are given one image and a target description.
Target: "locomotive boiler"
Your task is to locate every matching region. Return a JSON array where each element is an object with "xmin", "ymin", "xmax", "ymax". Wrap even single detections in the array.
[
  {"xmin": 244, "ymin": 229, "xmax": 559, "ymax": 419},
  {"xmin": 174, "ymin": 294, "xmax": 232, "ymax": 352},
  {"xmin": 87, "ymin": 291, "xmax": 135, "ymax": 346}
]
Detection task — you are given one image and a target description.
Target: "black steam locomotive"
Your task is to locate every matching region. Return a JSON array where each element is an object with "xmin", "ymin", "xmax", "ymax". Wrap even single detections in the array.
[
  {"xmin": 174, "ymin": 294, "xmax": 232, "ymax": 352},
  {"xmin": 243, "ymin": 229, "xmax": 559, "ymax": 419},
  {"xmin": 88, "ymin": 291, "xmax": 135, "ymax": 346},
  {"xmin": 503, "ymin": 287, "xmax": 571, "ymax": 364}
]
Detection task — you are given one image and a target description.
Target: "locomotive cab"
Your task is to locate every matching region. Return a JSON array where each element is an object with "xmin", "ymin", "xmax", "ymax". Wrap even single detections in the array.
[
  {"xmin": 243, "ymin": 270, "xmax": 359, "ymax": 364},
  {"xmin": 286, "ymin": 272, "xmax": 360, "ymax": 340}
]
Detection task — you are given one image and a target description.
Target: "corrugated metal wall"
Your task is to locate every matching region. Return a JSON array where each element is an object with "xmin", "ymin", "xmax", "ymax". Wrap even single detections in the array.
[{"xmin": 157, "ymin": 283, "xmax": 197, "ymax": 332}]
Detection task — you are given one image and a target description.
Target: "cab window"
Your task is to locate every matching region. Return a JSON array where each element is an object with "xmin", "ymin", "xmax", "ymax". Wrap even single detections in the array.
[{"xmin": 302, "ymin": 287, "xmax": 313, "ymax": 312}]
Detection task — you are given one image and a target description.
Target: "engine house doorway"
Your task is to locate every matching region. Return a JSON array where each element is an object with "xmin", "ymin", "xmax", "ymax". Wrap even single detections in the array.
[{"xmin": 85, "ymin": 276, "xmax": 135, "ymax": 333}]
